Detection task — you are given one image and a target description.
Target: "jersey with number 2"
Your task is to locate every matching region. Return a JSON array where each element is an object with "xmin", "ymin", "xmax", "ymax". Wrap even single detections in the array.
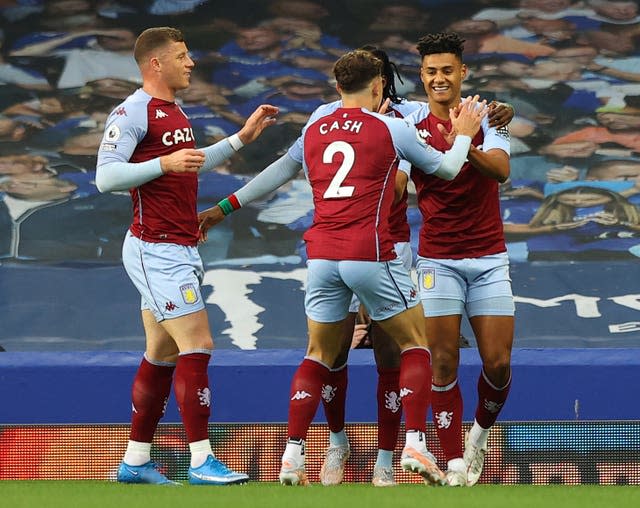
[{"xmin": 301, "ymin": 107, "xmax": 443, "ymax": 261}]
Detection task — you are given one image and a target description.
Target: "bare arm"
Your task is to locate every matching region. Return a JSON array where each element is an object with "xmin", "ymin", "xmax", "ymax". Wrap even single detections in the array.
[
  {"xmin": 394, "ymin": 168, "xmax": 408, "ymax": 204},
  {"xmin": 467, "ymin": 146, "xmax": 510, "ymax": 183}
]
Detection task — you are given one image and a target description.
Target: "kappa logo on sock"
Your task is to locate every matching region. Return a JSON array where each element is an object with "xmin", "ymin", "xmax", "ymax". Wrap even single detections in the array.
[
  {"xmin": 435, "ymin": 411, "xmax": 453, "ymax": 429},
  {"xmin": 321, "ymin": 384, "xmax": 336, "ymax": 403},
  {"xmin": 291, "ymin": 390, "xmax": 312, "ymax": 401},
  {"xmin": 197, "ymin": 387, "xmax": 211, "ymax": 407},
  {"xmin": 399, "ymin": 387, "xmax": 413, "ymax": 399},
  {"xmin": 384, "ymin": 391, "xmax": 401, "ymax": 413},
  {"xmin": 483, "ymin": 399, "xmax": 503, "ymax": 413}
]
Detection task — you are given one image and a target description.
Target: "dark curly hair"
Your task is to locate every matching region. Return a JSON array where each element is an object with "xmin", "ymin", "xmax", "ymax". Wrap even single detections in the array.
[
  {"xmin": 358, "ymin": 45, "xmax": 404, "ymax": 104},
  {"xmin": 416, "ymin": 32, "xmax": 465, "ymax": 60}
]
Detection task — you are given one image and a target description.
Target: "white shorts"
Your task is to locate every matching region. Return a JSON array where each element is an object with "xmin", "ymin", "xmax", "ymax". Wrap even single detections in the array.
[
  {"xmin": 416, "ymin": 252, "xmax": 514, "ymax": 317},
  {"xmin": 306, "ymin": 256, "xmax": 420, "ymax": 323},
  {"xmin": 348, "ymin": 241, "xmax": 413, "ymax": 313},
  {"xmin": 122, "ymin": 231, "xmax": 205, "ymax": 321}
]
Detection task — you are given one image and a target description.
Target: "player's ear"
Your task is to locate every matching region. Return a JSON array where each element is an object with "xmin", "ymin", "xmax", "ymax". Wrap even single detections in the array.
[
  {"xmin": 461, "ymin": 63, "xmax": 468, "ymax": 81},
  {"xmin": 150, "ymin": 56, "xmax": 161, "ymax": 72},
  {"xmin": 372, "ymin": 75, "xmax": 384, "ymax": 97}
]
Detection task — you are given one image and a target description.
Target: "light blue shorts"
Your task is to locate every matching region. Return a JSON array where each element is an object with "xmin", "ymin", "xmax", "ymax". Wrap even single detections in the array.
[
  {"xmin": 306, "ymin": 256, "xmax": 420, "ymax": 323},
  {"xmin": 122, "ymin": 231, "xmax": 205, "ymax": 321},
  {"xmin": 348, "ymin": 242, "xmax": 413, "ymax": 313},
  {"xmin": 416, "ymin": 252, "xmax": 514, "ymax": 318}
]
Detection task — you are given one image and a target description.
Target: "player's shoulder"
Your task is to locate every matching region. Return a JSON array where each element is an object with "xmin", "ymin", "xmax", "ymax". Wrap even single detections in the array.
[
  {"xmin": 106, "ymin": 89, "xmax": 150, "ymax": 122},
  {"xmin": 404, "ymin": 101, "xmax": 430, "ymax": 124},
  {"xmin": 391, "ymin": 99, "xmax": 423, "ymax": 118},
  {"xmin": 369, "ymin": 110, "xmax": 417, "ymax": 141},
  {"xmin": 307, "ymin": 100, "xmax": 341, "ymax": 122}
]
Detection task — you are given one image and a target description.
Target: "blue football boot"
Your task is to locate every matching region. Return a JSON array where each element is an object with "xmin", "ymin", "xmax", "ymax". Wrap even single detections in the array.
[
  {"xmin": 188, "ymin": 455, "xmax": 249, "ymax": 485},
  {"xmin": 117, "ymin": 461, "xmax": 179, "ymax": 485}
]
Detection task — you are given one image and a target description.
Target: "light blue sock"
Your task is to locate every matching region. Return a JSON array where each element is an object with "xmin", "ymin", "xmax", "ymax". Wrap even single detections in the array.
[
  {"xmin": 375, "ymin": 449, "xmax": 393, "ymax": 469},
  {"xmin": 329, "ymin": 429, "xmax": 349, "ymax": 447}
]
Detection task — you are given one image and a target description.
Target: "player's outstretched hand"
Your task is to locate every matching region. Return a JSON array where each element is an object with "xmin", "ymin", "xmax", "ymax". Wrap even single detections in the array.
[
  {"xmin": 198, "ymin": 205, "xmax": 225, "ymax": 242},
  {"xmin": 160, "ymin": 148, "xmax": 205, "ymax": 173},
  {"xmin": 450, "ymin": 95, "xmax": 487, "ymax": 138},
  {"xmin": 436, "ymin": 123, "xmax": 456, "ymax": 145},
  {"xmin": 488, "ymin": 101, "xmax": 514, "ymax": 128},
  {"xmin": 237, "ymin": 104, "xmax": 279, "ymax": 145}
]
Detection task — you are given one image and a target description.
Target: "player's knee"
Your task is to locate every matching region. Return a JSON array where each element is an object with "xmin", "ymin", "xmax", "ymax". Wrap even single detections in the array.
[
  {"xmin": 186, "ymin": 337, "xmax": 214, "ymax": 352},
  {"xmin": 431, "ymin": 353, "xmax": 458, "ymax": 383},
  {"xmin": 482, "ymin": 357, "xmax": 511, "ymax": 386}
]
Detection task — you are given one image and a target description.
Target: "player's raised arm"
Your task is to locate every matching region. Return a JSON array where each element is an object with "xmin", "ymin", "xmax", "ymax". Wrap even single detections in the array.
[
  {"xmin": 96, "ymin": 104, "xmax": 279, "ymax": 193},
  {"xmin": 198, "ymin": 102, "xmax": 341, "ymax": 239},
  {"xmin": 198, "ymin": 104, "xmax": 279, "ymax": 172},
  {"xmin": 198, "ymin": 152, "xmax": 302, "ymax": 239},
  {"xmin": 394, "ymin": 98, "xmax": 486, "ymax": 181}
]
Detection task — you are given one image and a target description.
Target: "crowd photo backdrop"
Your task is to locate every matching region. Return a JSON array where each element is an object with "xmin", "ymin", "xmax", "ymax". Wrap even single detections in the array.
[
  {"xmin": 2, "ymin": 0, "xmax": 640, "ymax": 351},
  {"xmin": 0, "ymin": 0, "xmax": 639, "ymax": 486}
]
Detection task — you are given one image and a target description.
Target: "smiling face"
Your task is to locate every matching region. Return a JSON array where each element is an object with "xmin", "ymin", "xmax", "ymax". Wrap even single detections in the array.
[
  {"xmin": 420, "ymin": 52, "xmax": 466, "ymax": 110},
  {"xmin": 156, "ymin": 40, "xmax": 194, "ymax": 92}
]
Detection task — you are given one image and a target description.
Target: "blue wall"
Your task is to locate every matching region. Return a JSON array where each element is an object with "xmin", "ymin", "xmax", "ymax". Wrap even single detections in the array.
[{"xmin": 1, "ymin": 348, "xmax": 639, "ymax": 424}]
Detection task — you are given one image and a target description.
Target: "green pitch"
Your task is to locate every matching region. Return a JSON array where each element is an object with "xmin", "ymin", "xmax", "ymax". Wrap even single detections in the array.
[{"xmin": 3, "ymin": 482, "xmax": 640, "ymax": 508}]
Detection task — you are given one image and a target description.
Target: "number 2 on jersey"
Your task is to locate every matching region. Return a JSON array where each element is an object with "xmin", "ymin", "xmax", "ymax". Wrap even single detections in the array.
[{"xmin": 323, "ymin": 141, "xmax": 355, "ymax": 199}]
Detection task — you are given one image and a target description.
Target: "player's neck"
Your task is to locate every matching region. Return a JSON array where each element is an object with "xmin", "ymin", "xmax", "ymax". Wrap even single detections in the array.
[
  {"xmin": 142, "ymin": 82, "xmax": 176, "ymax": 103},
  {"xmin": 428, "ymin": 96, "xmax": 461, "ymax": 121},
  {"xmin": 341, "ymin": 93, "xmax": 376, "ymax": 112}
]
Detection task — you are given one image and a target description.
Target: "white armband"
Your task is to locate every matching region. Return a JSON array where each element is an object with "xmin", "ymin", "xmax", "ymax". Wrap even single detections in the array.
[{"xmin": 228, "ymin": 133, "xmax": 244, "ymax": 151}]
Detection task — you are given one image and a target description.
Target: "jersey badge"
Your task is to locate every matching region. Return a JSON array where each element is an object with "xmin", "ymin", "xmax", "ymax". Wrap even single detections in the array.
[
  {"xmin": 105, "ymin": 124, "xmax": 121, "ymax": 142},
  {"xmin": 155, "ymin": 109, "xmax": 169, "ymax": 119},
  {"xmin": 180, "ymin": 283, "xmax": 199, "ymax": 304},
  {"xmin": 421, "ymin": 268, "xmax": 435, "ymax": 290}
]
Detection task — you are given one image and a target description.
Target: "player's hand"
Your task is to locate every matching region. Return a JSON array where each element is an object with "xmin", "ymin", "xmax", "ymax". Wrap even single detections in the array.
[
  {"xmin": 237, "ymin": 104, "xmax": 279, "ymax": 145},
  {"xmin": 436, "ymin": 123, "xmax": 456, "ymax": 145},
  {"xmin": 350, "ymin": 323, "xmax": 372, "ymax": 349},
  {"xmin": 378, "ymin": 97, "xmax": 391, "ymax": 115},
  {"xmin": 488, "ymin": 101, "xmax": 514, "ymax": 128},
  {"xmin": 450, "ymin": 95, "xmax": 487, "ymax": 138},
  {"xmin": 198, "ymin": 205, "xmax": 226, "ymax": 241},
  {"xmin": 160, "ymin": 148, "xmax": 205, "ymax": 173}
]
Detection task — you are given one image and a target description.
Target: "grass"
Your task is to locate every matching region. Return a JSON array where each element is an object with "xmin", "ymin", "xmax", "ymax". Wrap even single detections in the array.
[{"xmin": 2, "ymin": 481, "xmax": 640, "ymax": 508}]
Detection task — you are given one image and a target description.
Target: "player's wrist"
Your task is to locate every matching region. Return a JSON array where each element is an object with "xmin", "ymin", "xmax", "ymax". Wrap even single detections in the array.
[
  {"xmin": 217, "ymin": 194, "xmax": 241, "ymax": 215},
  {"xmin": 228, "ymin": 133, "xmax": 244, "ymax": 151}
]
